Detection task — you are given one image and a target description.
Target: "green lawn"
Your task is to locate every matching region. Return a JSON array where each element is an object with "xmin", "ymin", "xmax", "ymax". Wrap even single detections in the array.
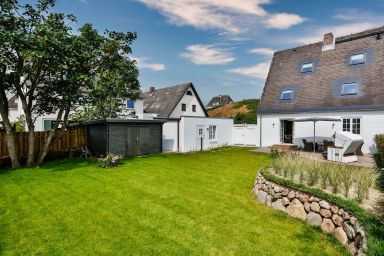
[{"xmin": 0, "ymin": 147, "xmax": 348, "ymax": 255}]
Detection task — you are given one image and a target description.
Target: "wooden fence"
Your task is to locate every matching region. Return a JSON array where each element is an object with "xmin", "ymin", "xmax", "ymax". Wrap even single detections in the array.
[{"xmin": 0, "ymin": 128, "xmax": 86, "ymax": 158}]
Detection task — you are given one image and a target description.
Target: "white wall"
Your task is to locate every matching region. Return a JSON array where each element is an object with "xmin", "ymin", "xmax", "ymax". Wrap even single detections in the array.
[
  {"xmin": 179, "ymin": 116, "xmax": 233, "ymax": 152},
  {"xmin": 258, "ymin": 111, "xmax": 384, "ymax": 154},
  {"xmin": 162, "ymin": 120, "xmax": 178, "ymax": 152},
  {"xmin": 169, "ymin": 88, "xmax": 206, "ymax": 118}
]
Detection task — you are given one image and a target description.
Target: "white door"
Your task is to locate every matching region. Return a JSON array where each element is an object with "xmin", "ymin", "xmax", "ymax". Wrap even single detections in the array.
[
  {"xmin": 196, "ymin": 125, "xmax": 204, "ymax": 150},
  {"xmin": 233, "ymin": 125, "xmax": 245, "ymax": 145}
]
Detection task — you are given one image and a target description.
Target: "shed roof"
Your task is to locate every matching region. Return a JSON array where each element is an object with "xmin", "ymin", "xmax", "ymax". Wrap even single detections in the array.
[{"xmin": 76, "ymin": 118, "xmax": 165, "ymax": 126}]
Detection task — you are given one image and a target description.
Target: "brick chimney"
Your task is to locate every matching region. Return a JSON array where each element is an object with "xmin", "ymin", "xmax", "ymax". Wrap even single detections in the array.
[
  {"xmin": 149, "ymin": 86, "xmax": 155, "ymax": 92},
  {"xmin": 322, "ymin": 32, "xmax": 335, "ymax": 51}
]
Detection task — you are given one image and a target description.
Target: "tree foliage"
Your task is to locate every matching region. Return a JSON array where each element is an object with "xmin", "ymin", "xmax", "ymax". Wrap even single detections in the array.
[{"xmin": 0, "ymin": 0, "xmax": 140, "ymax": 167}]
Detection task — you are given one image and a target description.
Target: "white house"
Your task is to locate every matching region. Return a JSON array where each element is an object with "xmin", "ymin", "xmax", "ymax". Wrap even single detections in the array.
[
  {"xmin": 257, "ymin": 26, "xmax": 384, "ymax": 154},
  {"xmin": 141, "ymin": 83, "xmax": 233, "ymax": 152}
]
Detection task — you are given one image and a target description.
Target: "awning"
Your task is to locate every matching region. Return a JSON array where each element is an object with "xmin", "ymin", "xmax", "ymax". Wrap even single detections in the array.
[{"xmin": 293, "ymin": 117, "xmax": 341, "ymax": 122}]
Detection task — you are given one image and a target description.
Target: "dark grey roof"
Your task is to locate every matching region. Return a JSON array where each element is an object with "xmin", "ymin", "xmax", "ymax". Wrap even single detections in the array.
[
  {"xmin": 143, "ymin": 83, "xmax": 208, "ymax": 118},
  {"xmin": 258, "ymin": 26, "xmax": 384, "ymax": 114},
  {"xmin": 75, "ymin": 118, "xmax": 165, "ymax": 126},
  {"xmin": 8, "ymin": 95, "xmax": 18, "ymax": 109},
  {"xmin": 206, "ymin": 95, "xmax": 234, "ymax": 108}
]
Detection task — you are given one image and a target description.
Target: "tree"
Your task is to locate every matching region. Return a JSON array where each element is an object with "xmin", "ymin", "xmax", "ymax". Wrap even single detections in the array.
[
  {"xmin": 36, "ymin": 26, "xmax": 140, "ymax": 165},
  {"xmin": 0, "ymin": 0, "xmax": 74, "ymax": 167},
  {"xmin": 0, "ymin": 0, "xmax": 140, "ymax": 167},
  {"xmin": 71, "ymin": 31, "xmax": 140, "ymax": 122}
]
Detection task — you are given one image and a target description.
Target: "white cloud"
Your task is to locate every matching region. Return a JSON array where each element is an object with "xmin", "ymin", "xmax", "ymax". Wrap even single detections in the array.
[
  {"xmin": 249, "ymin": 47, "xmax": 275, "ymax": 57},
  {"xmin": 228, "ymin": 62, "xmax": 271, "ymax": 79},
  {"xmin": 295, "ymin": 22, "xmax": 380, "ymax": 44},
  {"xmin": 78, "ymin": 0, "xmax": 88, "ymax": 4},
  {"xmin": 132, "ymin": 57, "xmax": 165, "ymax": 71},
  {"xmin": 135, "ymin": 0, "xmax": 305, "ymax": 34},
  {"xmin": 180, "ymin": 44, "xmax": 235, "ymax": 65},
  {"xmin": 265, "ymin": 13, "xmax": 305, "ymax": 29}
]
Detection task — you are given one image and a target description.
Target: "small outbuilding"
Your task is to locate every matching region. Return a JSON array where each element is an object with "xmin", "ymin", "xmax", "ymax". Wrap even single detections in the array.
[{"xmin": 81, "ymin": 119, "xmax": 164, "ymax": 157}]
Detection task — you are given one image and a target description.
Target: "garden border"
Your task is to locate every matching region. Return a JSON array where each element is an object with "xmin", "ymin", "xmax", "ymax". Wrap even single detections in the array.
[{"xmin": 254, "ymin": 168, "xmax": 384, "ymax": 256}]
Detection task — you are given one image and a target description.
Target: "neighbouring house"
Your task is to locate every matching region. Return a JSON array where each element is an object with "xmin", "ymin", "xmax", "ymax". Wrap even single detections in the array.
[
  {"xmin": 206, "ymin": 95, "xmax": 234, "ymax": 109},
  {"xmin": 141, "ymin": 83, "xmax": 233, "ymax": 152},
  {"xmin": 6, "ymin": 94, "xmax": 58, "ymax": 131},
  {"xmin": 257, "ymin": 26, "xmax": 384, "ymax": 154}
]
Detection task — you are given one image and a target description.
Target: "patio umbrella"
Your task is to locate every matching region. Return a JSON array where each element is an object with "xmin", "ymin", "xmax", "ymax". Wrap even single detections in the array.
[{"xmin": 293, "ymin": 117, "xmax": 341, "ymax": 152}]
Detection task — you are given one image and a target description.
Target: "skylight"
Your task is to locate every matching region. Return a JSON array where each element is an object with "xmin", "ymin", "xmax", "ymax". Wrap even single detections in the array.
[
  {"xmin": 349, "ymin": 53, "xmax": 366, "ymax": 65},
  {"xmin": 300, "ymin": 62, "xmax": 314, "ymax": 73},
  {"xmin": 280, "ymin": 89, "xmax": 293, "ymax": 100},
  {"xmin": 341, "ymin": 82, "xmax": 358, "ymax": 95}
]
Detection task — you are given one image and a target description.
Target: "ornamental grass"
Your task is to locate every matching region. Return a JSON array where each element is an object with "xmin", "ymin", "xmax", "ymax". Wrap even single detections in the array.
[{"xmin": 272, "ymin": 152, "xmax": 378, "ymax": 202}]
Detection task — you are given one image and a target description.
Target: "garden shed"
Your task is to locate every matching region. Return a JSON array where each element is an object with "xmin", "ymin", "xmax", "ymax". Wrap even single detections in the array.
[{"xmin": 81, "ymin": 119, "xmax": 164, "ymax": 157}]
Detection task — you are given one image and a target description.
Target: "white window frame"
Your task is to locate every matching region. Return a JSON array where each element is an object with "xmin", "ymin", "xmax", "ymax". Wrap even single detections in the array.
[
  {"xmin": 349, "ymin": 53, "xmax": 366, "ymax": 65},
  {"xmin": 280, "ymin": 89, "xmax": 293, "ymax": 100},
  {"xmin": 208, "ymin": 125, "xmax": 217, "ymax": 141},
  {"xmin": 181, "ymin": 103, "xmax": 186, "ymax": 112},
  {"xmin": 300, "ymin": 62, "xmax": 314, "ymax": 73},
  {"xmin": 341, "ymin": 82, "xmax": 358, "ymax": 96},
  {"xmin": 342, "ymin": 117, "xmax": 361, "ymax": 135}
]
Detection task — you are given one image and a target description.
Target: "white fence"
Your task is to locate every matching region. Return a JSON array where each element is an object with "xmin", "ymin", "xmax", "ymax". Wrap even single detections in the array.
[{"xmin": 232, "ymin": 124, "xmax": 258, "ymax": 146}]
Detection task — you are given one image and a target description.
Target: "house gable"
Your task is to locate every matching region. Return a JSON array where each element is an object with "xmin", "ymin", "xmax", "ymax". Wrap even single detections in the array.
[
  {"xmin": 169, "ymin": 85, "xmax": 207, "ymax": 118},
  {"xmin": 143, "ymin": 83, "xmax": 208, "ymax": 118},
  {"xmin": 258, "ymin": 26, "xmax": 384, "ymax": 114}
]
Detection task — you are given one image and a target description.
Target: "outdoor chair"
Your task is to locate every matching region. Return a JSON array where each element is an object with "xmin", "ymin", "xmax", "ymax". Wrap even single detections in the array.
[
  {"xmin": 302, "ymin": 139, "xmax": 314, "ymax": 152},
  {"xmin": 323, "ymin": 140, "xmax": 335, "ymax": 152},
  {"xmin": 80, "ymin": 146, "xmax": 92, "ymax": 159}
]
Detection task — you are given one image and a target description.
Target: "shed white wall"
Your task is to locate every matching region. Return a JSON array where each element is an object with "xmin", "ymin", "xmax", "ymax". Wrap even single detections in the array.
[
  {"xmin": 162, "ymin": 120, "xmax": 178, "ymax": 152},
  {"xmin": 179, "ymin": 117, "xmax": 233, "ymax": 152},
  {"xmin": 169, "ymin": 89, "xmax": 206, "ymax": 118},
  {"xmin": 258, "ymin": 111, "xmax": 384, "ymax": 154}
]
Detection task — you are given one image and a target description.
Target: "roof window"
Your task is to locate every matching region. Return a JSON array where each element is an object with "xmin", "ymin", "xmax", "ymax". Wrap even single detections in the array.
[
  {"xmin": 300, "ymin": 62, "xmax": 314, "ymax": 73},
  {"xmin": 349, "ymin": 53, "xmax": 366, "ymax": 65},
  {"xmin": 341, "ymin": 82, "xmax": 358, "ymax": 96},
  {"xmin": 280, "ymin": 89, "xmax": 293, "ymax": 100}
]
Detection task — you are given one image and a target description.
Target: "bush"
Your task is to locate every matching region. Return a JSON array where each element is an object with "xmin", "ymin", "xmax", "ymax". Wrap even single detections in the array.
[
  {"xmin": 234, "ymin": 112, "xmax": 257, "ymax": 124},
  {"xmin": 98, "ymin": 153, "xmax": 122, "ymax": 168},
  {"xmin": 374, "ymin": 134, "xmax": 384, "ymax": 190}
]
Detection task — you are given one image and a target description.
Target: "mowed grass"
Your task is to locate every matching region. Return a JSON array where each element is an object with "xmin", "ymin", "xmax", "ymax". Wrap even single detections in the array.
[{"xmin": 0, "ymin": 147, "xmax": 348, "ymax": 255}]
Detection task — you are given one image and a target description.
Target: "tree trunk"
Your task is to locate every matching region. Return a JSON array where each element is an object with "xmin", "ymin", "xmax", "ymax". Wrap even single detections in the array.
[
  {"xmin": 0, "ymin": 90, "xmax": 21, "ymax": 168},
  {"xmin": 25, "ymin": 114, "xmax": 36, "ymax": 167},
  {"xmin": 4, "ymin": 127, "xmax": 21, "ymax": 168},
  {"xmin": 36, "ymin": 106, "xmax": 68, "ymax": 165}
]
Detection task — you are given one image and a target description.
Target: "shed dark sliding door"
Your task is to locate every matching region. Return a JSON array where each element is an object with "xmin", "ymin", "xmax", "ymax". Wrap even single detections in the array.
[{"xmin": 126, "ymin": 126, "xmax": 140, "ymax": 156}]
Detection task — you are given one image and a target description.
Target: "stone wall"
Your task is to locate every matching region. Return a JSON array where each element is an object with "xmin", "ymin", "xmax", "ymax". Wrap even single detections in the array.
[{"xmin": 254, "ymin": 173, "xmax": 367, "ymax": 256}]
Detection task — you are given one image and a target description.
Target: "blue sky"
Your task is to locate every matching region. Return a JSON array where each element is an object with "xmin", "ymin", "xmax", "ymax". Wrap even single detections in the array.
[{"xmin": 23, "ymin": 0, "xmax": 384, "ymax": 103}]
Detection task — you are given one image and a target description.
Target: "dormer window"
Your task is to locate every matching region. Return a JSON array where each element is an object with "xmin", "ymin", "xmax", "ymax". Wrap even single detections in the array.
[
  {"xmin": 280, "ymin": 89, "xmax": 293, "ymax": 100},
  {"xmin": 186, "ymin": 90, "xmax": 192, "ymax": 96},
  {"xmin": 341, "ymin": 82, "xmax": 358, "ymax": 95},
  {"xmin": 349, "ymin": 53, "xmax": 366, "ymax": 65},
  {"xmin": 300, "ymin": 62, "xmax": 314, "ymax": 73}
]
